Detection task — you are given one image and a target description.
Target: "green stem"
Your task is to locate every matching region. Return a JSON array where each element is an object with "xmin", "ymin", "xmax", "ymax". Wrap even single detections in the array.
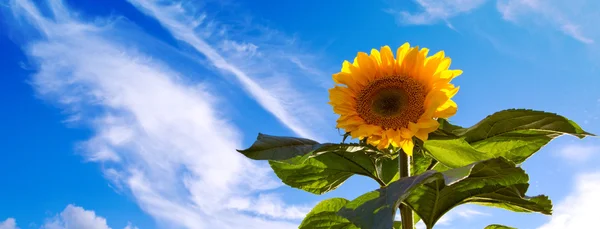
[{"xmin": 399, "ymin": 150, "xmax": 413, "ymax": 229}]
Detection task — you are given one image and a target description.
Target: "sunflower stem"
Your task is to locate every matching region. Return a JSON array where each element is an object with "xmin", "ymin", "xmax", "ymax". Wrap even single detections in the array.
[{"xmin": 399, "ymin": 150, "xmax": 413, "ymax": 229}]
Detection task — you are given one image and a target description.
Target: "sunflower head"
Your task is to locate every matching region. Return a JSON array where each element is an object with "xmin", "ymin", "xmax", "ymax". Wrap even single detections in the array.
[{"xmin": 329, "ymin": 43, "xmax": 461, "ymax": 156}]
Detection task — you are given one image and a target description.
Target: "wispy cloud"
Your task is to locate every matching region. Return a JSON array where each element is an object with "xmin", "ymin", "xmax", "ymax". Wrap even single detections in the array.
[
  {"xmin": 554, "ymin": 143, "xmax": 599, "ymax": 164},
  {"xmin": 8, "ymin": 0, "xmax": 308, "ymax": 228},
  {"xmin": 0, "ymin": 218, "xmax": 18, "ymax": 229},
  {"xmin": 42, "ymin": 205, "xmax": 111, "ymax": 229},
  {"xmin": 226, "ymin": 193, "xmax": 312, "ymax": 220},
  {"xmin": 537, "ymin": 171, "xmax": 600, "ymax": 228},
  {"xmin": 127, "ymin": 0, "xmax": 333, "ymax": 141},
  {"xmin": 389, "ymin": 0, "xmax": 598, "ymax": 44},
  {"xmin": 123, "ymin": 223, "xmax": 138, "ymax": 229},
  {"xmin": 497, "ymin": 0, "xmax": 595, "ymax": 44},
  {"xmin": 435, "ymin": 205, "xmax": 489, "ymax": 226},
  {"xmin": 4, "ymin": 204, "xmax": 137, "ymax": 229},
  {"xmin": 397, "ymin": 205, "xmax": 488, "ymax": 229},
  {"xmin": 386, "ymin": 0, "xmax": 486, "ymax": 26}
]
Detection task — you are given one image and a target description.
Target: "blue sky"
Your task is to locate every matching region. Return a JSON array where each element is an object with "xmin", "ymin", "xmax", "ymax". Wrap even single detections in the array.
[{"xmin": 1, "ymin": 0, "xmax": 600, "ymax": 228}]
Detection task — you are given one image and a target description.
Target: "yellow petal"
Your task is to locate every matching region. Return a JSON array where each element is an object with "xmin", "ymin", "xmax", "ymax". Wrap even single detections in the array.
[
  {"xmin": 332, "ymin": 72, "xmax": 360, "ymax": 91},
  {"xmin": 400, "ymin": 139, "xmax": 415, "ymax": 156},
  {"xmin": 395, "ymin": 43, "xmax": 411, "ymax": 73},
  {"xmin": 435, "ymin": 57, "xmax": 452, "ymax": 74},
  {"xmin": 414, "ymin": 118, "xmax": 440, "ymax": 141},
  {"xmin": 416, "ymin": 118, "xmax": 439, "ymax": 129},
  {"xmin": 357, "ymin": 52, "xmax": 378, "ymax": 81},
  {"xmin": 424, "ymin": 90, "xmax": 449, "ymax": 117},
  {"xmin": 415, "ymin": 129, "xmax": 430, "ymax": 141},
  {"xmin": 435, "ymin": 100, "xmax": 458, "ymax": 118},
  {"xmin": 337, "ymin": 115, "xmax": 364, "ymax": 126},
  {"xmin": 337, "ymin": 123, "xmax": 359, "ymax": 132},
  {"xmin": 341, "ymin": 60, "xmax": 352, "ymax": 73},
  {"xmin": 386, "ymin": 129, "xmax": 401, "ymax": 147},
  {"xmin": 332, "ymin": 103, "xmax": 355, "ymax": 114},
  {"xmin": 351, "ymin": 124, "xmax": 383, "ymax": 138},
  {"xmin": 399, "ymin": 46, "xmax": 420, "ymax": 77},
  {"xmin": 370, "ymin": 49, "xmax": 382, "ymax": 65},
  {"xmin": 376, "ymin": 135, "xmax": 390, "ymax": 149},
  {"xmin": 440, "ymin": 69, "xmax": 462, "ymax": 79},
  {"xmin": 400, "ymin": 126, "xmax": 416, "ymax": 139},
  {"xmin": 380, "ymin": 46, "xmax": 395, "ymax": 76},
  {"xmin": 412, "ymin": 48, "xmax": 429, "ymax": 80},
  {"xmin": 347, "ymin": 60, "xmax": 370, "ymax": 86},
  {"xmin": 442, "ymin": 85, "xmax": 459, "ymax": 99},
  {"xmin": 421, "ymin": 51, "xmax": 444, "ymax": 83},
  {"xmin": 328, "ymin": 86, "xmax": 355, "ymax": 105}
]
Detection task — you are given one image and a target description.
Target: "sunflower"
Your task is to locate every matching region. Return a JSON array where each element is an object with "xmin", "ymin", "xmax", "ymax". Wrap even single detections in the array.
[{"xmin": 329, "ymin": 43, "xmax": 461, "ymax": 156}]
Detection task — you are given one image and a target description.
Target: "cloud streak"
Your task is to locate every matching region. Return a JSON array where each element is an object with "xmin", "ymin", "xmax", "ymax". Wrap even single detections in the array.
[
  {"xmin": 390, "ymin": 0, "xmax": 598, "ymax": 44},
  {"xmin": 554, "ymin": 143, "xmax": 599, "ymax": 164},
  {"xmin": 0, "ymin": 218, "xmax": 18, "ymax": 229},
  {"xmin": 127, "ymin": 0, "xmax": 332, "ymax": 141},
  {"xmin": 8, "ymin": 0, "xmax": 309, "ymax": 228},
  {"xmin": 497, "ymin": 0, "xmax": 595, "ymax": 44},
  {"xmin": 386, "ymin": 0, "xmax": 486, "ymax": 26},
  {"xmin": 2, "ymin": 205, "xmax": 137, "ymax": 229},
  {"xmin": 42, "ymin": 205, "xmax": 111, "ymax": 229},
  {"xmin": 537, "ymin": 171, "xmax": 600, "ymax": 228}
]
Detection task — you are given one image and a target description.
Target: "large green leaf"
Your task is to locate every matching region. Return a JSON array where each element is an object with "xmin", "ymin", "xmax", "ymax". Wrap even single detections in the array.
[
  {"xmin": 299, "ymin": 198, "xmax": 359, "ymax": 229},
  {"xmin": 405, "ymin": 158, "xmax": 550, "ymax": 229},
  {"xmin": 335, "ymin": 158, "xmax": 548, "ymax": 229},
  {"xmin": 484, "ymin": 224, "xmax": 516, "ymax": 229},
  {"xmin": 471, "ymin": 183, "xmax": 552, "ymax": 214},
  {"xmin": 423, "ymin": 138, "xmax": 491, "ymax": 168},
  {"xmin": 337, "ymin": 170, "xmax": 441, "ymax": 229},
  {"xmin": 426, "ymin": 109, "xmax": 593, "ymax": 168},
  {"xmin": 270, "ymin": 147, "xmax": 398, "ymax": 194},
  {"xmin": 237, "ymin": 133, "xmax": 324, "ymax": 160},
  {"xmin": 411, "ymin": 146, "xmax": 435, "ymax": 176},
  {"xmin": 239, "ymin": 134, "xmax": 396, "ymax": 194}
]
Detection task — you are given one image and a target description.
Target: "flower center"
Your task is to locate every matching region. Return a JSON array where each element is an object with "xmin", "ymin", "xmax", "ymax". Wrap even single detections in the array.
[{"xmin": 356, "ymin": 76, "xmax": 426, "ymax": 130}]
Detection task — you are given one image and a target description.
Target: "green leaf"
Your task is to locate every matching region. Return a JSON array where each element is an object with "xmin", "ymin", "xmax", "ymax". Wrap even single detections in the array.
[
  {"xmin": 335, "ymin": 158, "xmax": 548, "ymax": 229},
  {"xmin": 337, "ymin": 171, "xmax": 441, "ymax": 229},
  {"xmin": 270, "ymin": 146, "xmax": 398, "ymax": 194},
  {"xmin": 299, "ymin": 198, "xmax": 359, "ymax": 229},
  {"xmin": 240, "ymin": 134, "xmax": 398, "ymax": 194},
  {"xmin": 455, "ymin": 109, "xmax": 591, "ymax": 141},
  {"xmin": 484, "ymin": 224, "xmax": 517, "ymax": 229},
  {"xmin": 411, "ymin": 146, "xmax": 435, "ymax": 176},
  {"xmin": 427, "ymin": 109, "xmax": 593, "ymax": 168},
  {"xmin": 423, "ymin": 138, "xmax": 491, "ymax": 168},
  {"xmin": 237, "ymin": 133, "xmax": 324, "ymax": 160},
  {"xmin": 405, "ymin": 158, "xmax": 551, "ymax": 228},
  {"xmin": 471, "ymin": 184, "xmax": 552, "ymax": 214}
]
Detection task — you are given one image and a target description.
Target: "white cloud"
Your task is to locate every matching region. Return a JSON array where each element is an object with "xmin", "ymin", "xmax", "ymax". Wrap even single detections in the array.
[
  {"xmin": 126, "ymin": 0, "xmax": 332, "ymax": 141},
  {"xmin": 4, "ymin": 205, "xmax": 137, "ymax": 229},
  {"xmin": 226, "ymin": 193, "xmax": 312, "ymax": 220},
  {"xmin": 123, "ymin": 222, "xmax": 138, "ymax": 229},
  {"xmin": 0, "ymin": 218, "xmax": 19, "ymax": 229},
  {"xmin": 435, "ymin": 205, "xmax": 489, "ymax": 226},
  {"xmin": 497, "ymin": 0, "xmax": 597, "ymax": 44},
  {"xmin": 386, "ymin": 0, "xmax": 487, "ymax": 25},
  {"xmin": 555, "ymin": 143, "xmax": 599, "ymax": 163},
  {"xmin": 42, "ymin": 205, "xmax": 110, "ymax": 229},
  {"xmin": 389, "ymin": 0, "xmax": 598, "ymax": 44},
  {"xmin": 537, "ymin": 171, "xmax": 600, "ymax": 229},
  {"xmin": 395, "ymin": 205, "xmax": 488, "ymax": 229},
  {"xmin": 8, "ymin": 0, "xmax": 309, "ymax": 228}
]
